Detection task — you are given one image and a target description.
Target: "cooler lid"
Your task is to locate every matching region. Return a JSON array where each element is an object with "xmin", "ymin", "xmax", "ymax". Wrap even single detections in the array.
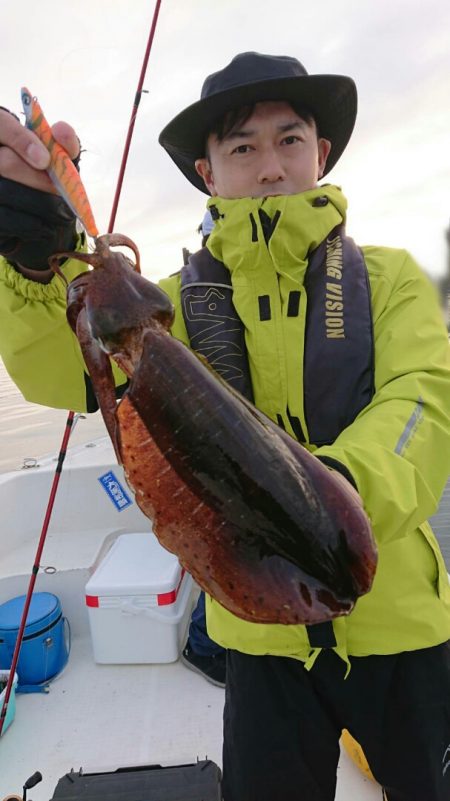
[
  {"xmin": 85, "ymin": 532, "xmax": 182, "ymax": 596},
  {"xmin": 0, "ymin": 592, "xmax": 60, "ymax": 631}
]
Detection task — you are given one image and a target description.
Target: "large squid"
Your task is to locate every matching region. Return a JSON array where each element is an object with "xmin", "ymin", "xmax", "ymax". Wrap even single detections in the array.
[
  {"xmin": 24, "ymin": 84, "xmax": 377, "ymax": 625},
  {"xmin": 50, "ymin": 235, "xmax": 377, "ymax": 625}
]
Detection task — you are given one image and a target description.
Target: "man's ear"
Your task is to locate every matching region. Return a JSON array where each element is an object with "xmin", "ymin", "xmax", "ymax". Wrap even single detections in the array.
[
  {"xmin": 317, "ymin": 138, "xmax": 332, "ymax": 179},
  {"xmin": 195, "ymin": 158, "xmax": 216, "ymax": 195}
]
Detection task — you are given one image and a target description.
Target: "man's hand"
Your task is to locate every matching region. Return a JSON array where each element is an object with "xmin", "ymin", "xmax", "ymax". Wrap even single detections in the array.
[
  {"xmin": 0, "ymin": 107, "xmax": 81, "ymax": 275},
  {"xmin": 0, "ymin": 108, "xmax": 80, "ymax": 193}
]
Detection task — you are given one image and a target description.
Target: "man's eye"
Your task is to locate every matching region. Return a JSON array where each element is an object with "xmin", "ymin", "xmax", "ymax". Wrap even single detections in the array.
[
  {"xmin": 282, "ymin": 135, "xmax": 300, "ymax": 145},
  {"xmin": 232, "ymin": 144, "xmax": 251, "ymax": 154}
]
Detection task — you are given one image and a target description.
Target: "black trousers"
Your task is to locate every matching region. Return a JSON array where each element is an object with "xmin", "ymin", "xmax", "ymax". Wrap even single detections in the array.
[{"xmin": 222, "ymin": 642, "xmax": 450, "ymax": 801}]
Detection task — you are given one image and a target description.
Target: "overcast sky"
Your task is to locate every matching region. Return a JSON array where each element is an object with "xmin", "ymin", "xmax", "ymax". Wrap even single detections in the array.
[{"xmin": 2, "ymin": 0, "xmax": 450, "ymax": 282}]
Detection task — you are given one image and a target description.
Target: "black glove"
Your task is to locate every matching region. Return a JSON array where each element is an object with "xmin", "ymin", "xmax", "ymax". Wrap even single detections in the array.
[
  {"xmin": 0, "ymin": 105, "xmax": 81, "ymax": 271},
  {"xmin": 0, "ymin": 178, "xmax": 78, "ymax": 271}
]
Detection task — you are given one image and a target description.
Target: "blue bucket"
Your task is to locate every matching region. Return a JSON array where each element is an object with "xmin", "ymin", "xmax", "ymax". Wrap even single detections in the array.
[{"xmin": 0, "ymin": 593, "xmax": 70, "ymax": 692}]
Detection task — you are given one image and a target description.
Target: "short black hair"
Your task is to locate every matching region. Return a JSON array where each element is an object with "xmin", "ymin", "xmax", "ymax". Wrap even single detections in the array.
[{"xmin": 208, "ymin": 102, "xmax": 319, "ymax": 145}]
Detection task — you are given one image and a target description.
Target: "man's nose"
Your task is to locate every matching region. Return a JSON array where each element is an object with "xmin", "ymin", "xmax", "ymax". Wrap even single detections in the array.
[{"xmin": 257, "ymin": 148, "xmax": 286, "ymax": 183}]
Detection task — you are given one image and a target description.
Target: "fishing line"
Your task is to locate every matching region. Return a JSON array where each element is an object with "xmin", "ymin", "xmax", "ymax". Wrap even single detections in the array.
[{"xmin": 0, "ymin": 0, "xmax": 164, "ymax": 738}]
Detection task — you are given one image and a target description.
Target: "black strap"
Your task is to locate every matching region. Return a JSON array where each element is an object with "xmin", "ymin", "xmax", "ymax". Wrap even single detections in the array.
[
  {"xmin": 180, "ymin": 249, "xmax": 254, "ymax": 400},
  {"xmin": 303, "ymin": 224, "xmax": 375, "ymax": 445},
  {"xmin": 306, "ymin": 621, "xmax": 337, "ymax": 649}
]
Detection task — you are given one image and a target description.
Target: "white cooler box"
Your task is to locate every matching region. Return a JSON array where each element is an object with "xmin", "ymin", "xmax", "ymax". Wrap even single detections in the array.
[{"xmin": 85, "ymin": 532, "xmax": 195, "ymax": 664}]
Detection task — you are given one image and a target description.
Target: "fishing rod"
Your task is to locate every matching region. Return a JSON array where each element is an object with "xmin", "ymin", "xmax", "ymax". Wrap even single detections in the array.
[
  {"xmin": 0, "ymin": 0, "xmax": 163, "ymax": 739},
  {"xmin": 108, "ymin": 0, "xmax": 162, "ymax": 233}
]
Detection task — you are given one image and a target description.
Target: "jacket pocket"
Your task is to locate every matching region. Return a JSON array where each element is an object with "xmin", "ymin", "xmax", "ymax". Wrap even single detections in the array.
[{"xmin": 420, "ymin": 521, "xmax": 450, "ymax": 601}]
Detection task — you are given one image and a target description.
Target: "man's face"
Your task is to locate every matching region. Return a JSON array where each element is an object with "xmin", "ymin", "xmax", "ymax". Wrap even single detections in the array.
[{"xmin": 195, "ymin": 101, "xmax": 331, "ymax": 199}]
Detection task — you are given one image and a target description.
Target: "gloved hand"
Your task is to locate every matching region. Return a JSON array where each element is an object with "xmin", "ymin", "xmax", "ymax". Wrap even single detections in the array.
[
  {"xmin": 0, "ymin": 105, "xmax": 80, "ymax": 271},
  {"xmin": 0, "ymin": 177, "xmax": 78, "ymax": 270}
]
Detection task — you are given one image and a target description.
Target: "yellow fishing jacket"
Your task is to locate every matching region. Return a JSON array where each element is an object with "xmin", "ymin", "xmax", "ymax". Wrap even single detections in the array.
[{"xmin": 1, "ymin": 185, "xmax": 449, "ymax": 665}]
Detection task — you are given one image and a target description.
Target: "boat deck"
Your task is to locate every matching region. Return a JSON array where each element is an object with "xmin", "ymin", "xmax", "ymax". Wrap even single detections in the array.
[
  {"xmin": 1, "ymin": 437, "xmax": 448, "ymax": 800},
  {"xmin": 0, "ymin": 634, "xmax": 381, "ymax": 800}
]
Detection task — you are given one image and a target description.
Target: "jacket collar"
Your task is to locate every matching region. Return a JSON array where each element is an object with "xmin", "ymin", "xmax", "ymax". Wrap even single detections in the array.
[{"xmin": 205, "ymin": 185, "xmax": 347, "ymax": 274}]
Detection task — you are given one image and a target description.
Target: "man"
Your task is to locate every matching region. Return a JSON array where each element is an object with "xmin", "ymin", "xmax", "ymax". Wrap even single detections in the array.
[{"xmin": 0, "ymin": 52, "xmax": 450, "ymax": 800}]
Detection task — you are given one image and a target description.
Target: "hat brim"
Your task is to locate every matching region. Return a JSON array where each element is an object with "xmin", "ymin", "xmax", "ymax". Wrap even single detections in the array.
[{"xmin": 159, "ymin": 74, "xmax": 357, "ymax": 194}]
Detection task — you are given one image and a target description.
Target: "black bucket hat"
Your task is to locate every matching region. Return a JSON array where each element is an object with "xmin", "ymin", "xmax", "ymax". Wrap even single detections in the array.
[{"xmin": 159, "ymin": 51, "xmax": 357, "ymax": 195}]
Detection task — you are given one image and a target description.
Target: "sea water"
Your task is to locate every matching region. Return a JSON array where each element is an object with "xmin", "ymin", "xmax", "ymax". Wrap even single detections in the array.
[{"xmin": 0, "ymin": 358, "xmax": 106, "ymax": 474}]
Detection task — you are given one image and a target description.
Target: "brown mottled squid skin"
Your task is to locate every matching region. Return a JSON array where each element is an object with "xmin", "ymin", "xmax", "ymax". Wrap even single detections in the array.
[{"xmin": 51, "ymin": 235, "xmax": 378, "ymax": 625}]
